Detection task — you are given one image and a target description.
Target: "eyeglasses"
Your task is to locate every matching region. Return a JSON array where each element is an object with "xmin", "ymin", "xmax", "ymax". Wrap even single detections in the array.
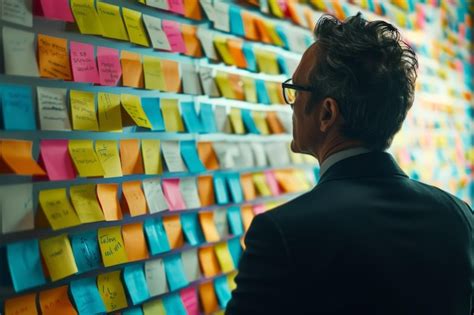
[{"xmin": 282, "ymin": 78, "xmax": 312, "ymax": 106}]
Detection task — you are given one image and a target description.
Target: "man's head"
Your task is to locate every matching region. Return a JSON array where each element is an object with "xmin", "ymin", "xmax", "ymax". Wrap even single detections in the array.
[{"xmin": 287, "ymin": 13, "xmax": 418, "ymax": 161}]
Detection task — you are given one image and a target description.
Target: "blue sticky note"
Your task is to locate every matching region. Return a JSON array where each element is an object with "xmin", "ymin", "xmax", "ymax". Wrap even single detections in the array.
[
  {"xmin": 226, "ymin": 173, "xmax": 244, "ymax": 203},
  {"xmin": 228, "ymin": 238, "xmax": 243, "ymax": 267},
  {"xmin": 163, "ymin": 254, "xmax": 189, "ymax": 291},
  {"xmin": 255, "ymin": 79, "xmax": 270, "ymax": 104},
  {"xmin": 144, "ymin": 218, "xmax": 170, "ymax": 255},
  {"xmin": 124, "ymin": 264, "xmax": 150, "ymax": 305},
  {"xmin": 181, "ymin": 213, "xmax": 205, "ymax": 245},
  {"xmin": 199, "ymin": 103, "xmax": 217, "ymax": 133},
  {"xmin": 213, "ymin": 173, "xmax": 229, "ymax": 205},
  {"xmin": 181, "ymin": 101, "xmax": 203, "ymax": 133},
  {"xmin": 214, "ymin": 276, "xmax": 232, "ymax": 308},
  {"xmin": 241, "ymin": 109, "xmax": 259, "ymax": 134},
  {"xmin": 229, "ymin": 5, "xmax": 245, "ymax": 37},
  {"xmin": 141, "ymin": 97, "xmax": 165, "ymax": 131},
  {"xmin": 163, "ymin": 292, "xmax": 187, "ymax": 315},
  {"xmin": 1, "ymin": 85, "xmax": 36, "ymax": 130},
  {"xmin": 277, "ymin": 55, "xmax": 289, "ymax": 75},
  {"xmin": 70, "ymin": 277, "xmax": 106, "ymax": 315},
  {"xmin": 71, "ymin": 231, "xmax": 102, "ymax": 273},
  {"xmin": 227, "ymin": 206, "xmax": 244, "ymax": 236},
  {"xmin": 275, "ymin": 25, "xmax": 289, "ymax": 49},
  {"xmin": 7, "ymin": 239, "xmax": 46, "ymax": 292},
  {"xmin": 123, "ymin": 307, "xmax": 143, "ymax": 315},
  {"xmin": 242, "ymin": 43, "xmax": 257, "ymax": 72},
  {"xmin": 180, "ymin": 140, "xmax": 206, "ymax": 173}
]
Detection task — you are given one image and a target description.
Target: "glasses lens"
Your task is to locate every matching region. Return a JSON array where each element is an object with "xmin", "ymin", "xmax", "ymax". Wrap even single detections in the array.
[{"xmin": 284, "ymin": 87, "xmax": 296, "ymax": 105}]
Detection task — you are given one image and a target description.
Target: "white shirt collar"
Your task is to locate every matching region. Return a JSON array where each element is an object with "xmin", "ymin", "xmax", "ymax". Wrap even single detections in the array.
[{"xmin": 319, "ymin": 147, "xmax": 372, "ymax": 178}]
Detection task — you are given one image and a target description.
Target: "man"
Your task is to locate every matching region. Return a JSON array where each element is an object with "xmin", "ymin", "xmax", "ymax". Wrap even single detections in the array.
[{"xmin": 226, "ymin": 13, "xmax": 473, "ymax": 315}]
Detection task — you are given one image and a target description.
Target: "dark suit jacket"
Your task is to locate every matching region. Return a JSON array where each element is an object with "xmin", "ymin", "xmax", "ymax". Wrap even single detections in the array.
[{"xmin": 226, "ymin": 152, "xmax": 474, "ymax": 315}]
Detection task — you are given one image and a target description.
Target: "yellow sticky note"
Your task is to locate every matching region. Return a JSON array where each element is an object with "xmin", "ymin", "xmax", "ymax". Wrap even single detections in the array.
[
  {"xmin": 266, "ymin": 81, "xmax": 283, "ymax": 104},
  {"xmin": 161, "ymin": 99, "xmax": 185, "ymax": 132},
  {"xmin": 97, "ymin": 2, "xmax": 129, "ymax": 41},
  {"xmin": 255, "ymin": 50, "xmax": 280, "ymax": 75},
  {"xmin": 293, "ymin": 170, "xmax": 311, "ymax": 190},
  {"xmin": 213, "ymin": 36, "xmax": 234, "ymax": 65},
  {"xmin": 98, "ymin": 92, "xmax": 122, "ymax": 132},
  {"xmin": 215, "ymin": 72, "xmax": 235, "ymax": 99},
  {"xmin": 141, "ymin": 139, "xmax": 163, "ymax": 175},
  {"xmin": 228, "ymin": 271, "xmax": 237, "ymax": 290},
  {"xmin": 252, "ymin": 111, "xmax": 270, "ymax": 135},
  {"xmin": 264, "ymin": 21, "xmax": 284, "ymax": 47},
  {"xmin": 70, "ymin": 0, "xmax": 104, "ymax": 35},
  {"xmin": 142, "ymin": 55, "xmax": 166, "ymax": 91},
  {"xmin": 97, "ymin": 271, "xmax": 128, "ymax": 312},
  {"xmin": 39, "ymin": 188, "xmax": 81, "ymax": 230},
  {"xmin": 70, "ymin": 184, "xmax": 105, "ymax": 223},
  {"xmin": 214, "ymin": 242, "xmax": 234, "ymax": 273},
  {"xmin": 243, "ymin": 77, "xmax": 257, "ymax": 103},
  {"xmin": 122, "ymin": 7, "xmax": 150, "ymax": 47},
  {"xmin": 143, "ymin": 299, "xmax": 166, "ymax": 315},
  {"xmin": 98, "ymin": 226, "xmax": 128, "ymax": 267},
  {"xmin": 229, "ymin": 108, "xmax": 245, "ymax": 134},
  {"xmin": 68, "ymin": 140, "xmax": 104, "ymax": 177},
  {"xmin": 40, "ymin": 234, "xmax": 78, "ymax": 281},
  {"xmin": 95, "ymin": 140, "xmax": 123, "ymax": 178},
  {"xmin": 120, "ymin": 94, "xmax": 153, "ymax": 128},
  {"xmin": 268, "ymin": 0, "xmax": 284, "ymax": 18},
  {"xmin": 70, "ymin": 90, "xmax": 99, "ymax": 131},
  {"xmin": 253, "ymin": 173, "xmax": 272, "ymax": 196}
]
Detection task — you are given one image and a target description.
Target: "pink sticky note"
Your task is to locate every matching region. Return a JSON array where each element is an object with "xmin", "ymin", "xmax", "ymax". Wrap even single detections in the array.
[
  {"xmin": 253, "ymin": 204, "xmax": 265, "ymax": 215},
  {"xmin": 180, "ymin": 287, "xmax": 199, "ymax": 315},
  {"xmin": 162, "ymin": 178, "xmax": 187, "ymax": 211},
  {"xmin": 264, "ymin": 170, "xmax": 281, "ymax": 196},
  {"xmin": 168, "ymin": 0, "xmax": 185, "ymax": 15},
  {"xmin": 70, "ymin": 41, "xmax": 100, "ymax": 84},
  {"xmin": 162, "ymin": 20, "xmax": 186, "ymax": 53},
  {"xmin": 97, "ymin": 47, "xmax": 122, "ymax": 86},
  {"xmin": 39, "ymin": 140, "xmax": 76, "ymax": 181},
  {"xmin": 37, "ymin": 0, "xmax": 74, "ymax": 22}
]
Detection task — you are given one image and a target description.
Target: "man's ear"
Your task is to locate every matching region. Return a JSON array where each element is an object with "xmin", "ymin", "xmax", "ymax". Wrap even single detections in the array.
[{"xmin": 318, "ymin": 98, "xmax": 340, "ymax": 132}]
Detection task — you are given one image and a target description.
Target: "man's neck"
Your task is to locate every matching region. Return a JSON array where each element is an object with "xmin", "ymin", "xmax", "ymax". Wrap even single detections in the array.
[{"xmin": 319, "ymin": 147, "xmax": 372, "ymax": 178}]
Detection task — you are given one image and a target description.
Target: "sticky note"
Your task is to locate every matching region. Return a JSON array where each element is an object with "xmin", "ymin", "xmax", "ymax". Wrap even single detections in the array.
[
  {"xmin": 1, "ymin": 85, "xmax": 36, "ymax": 130},
  {"xmin": 37, "ymin": 34, "xmax": 72, "ymax": 80},
  {"xmin": 180, "ymin": 287, "xmax": 199, "ymax": 315},
  {"xmin": 5, "ymin": 293, "xmax": 38, "ymax": 315},
  {"xmin": 122, "ymin": 181, "xmax": 148, "ymax": 217},
  {"xmin": 197, "ymin": 142, "xmax": 219, "ymax": 170},
  {"xmin": 228, "ymin": 74, "xmax": 245, "ymax": 100},
  {"xmin": 182, "ymin": 248, "xmax": 201, "ymax": 282},
  {"xmin": 228, "ymin": 271, "xmax": 237, "ymax": 290},
  {"xmin": 181, "ymin": 213, "xmax": 204, "ymax": 246},
  {"xmin": 181, "ymin": 63, "xmax": 202, "ymax": 95},
  {"xmin": 199, "ymin": 246, "xmax": 221, "ymax": 277},
  {"xmin": 229, "ymin": 5, "xmax": 244, "ymax": 36},
  {"xmin": 215, "ymin": 72, "xmax": 235, "ymax": 99},
  {"xmin": 227, "ymin": 237, "xmax": 242, "ymax": 266},
  {"xmin": 199, "ymin": 66, "xmax": 219, "ymax": 96},
  {"xmin": 242, "ymin": 42, "xmax": 257, "ymax": 72},
  {"xmin": 70, "ymin": 184, "xmax": 105, "ymax": 223},
  {"xmin": 122, "ymin": 7, "xmax": 150, "ymax": 47},
  {"xmin": 145, "ymin": 0, "xmax": 168, "ymax": 9},
  {"xmin": 199, "ymin": 281, "xmax": 219, "ymax": 314},
  {"xmin": 97, "ymin": 47, "xmax": 121, "ymax": 86},
  {"xmin": 264, "ymin": 142, "xmax": 290, "ymax": 166},
  {"xmin": 123, "ymin": 222, "xmax": 149, "ymax": 261},
  {"xmin": 145, "ymin": 259, "xmax": 168, "ymax": 297},
  {"xmin": 71, "ymin": 231, "xmax": 101, "ymax": 273},
  {"xmin": 97, "ymin": 93, "xmax": 122, "ymax": 132},
  {"xmin": 255, "ymin": 18, "xmax": 271, "ymax": 43},
  {"xmin": 70, "ymin": 90, "xmax": 99, "ymax": 131},
  {"xmin": 214, "ymin": 242, "xmax": 234, "ymax": 272},
  {"xmin": 70, "ymin": 277, "xmax": 106, "ymax": 315},
  {"xmin": 2, "ymin": 26, "xmax": 38, "ymax": 77},
  {"xmin": 241, "ymin": 205, "xmax": 255, "ymax": 231},
  {"xmin": 213, "ymin": 173, "xmax": 229, "ymax": 204},
  {"xmin": 199, "ymin": 103, "xmax": 217, "ymax": 133},
  {"xmin": 229, "ymin": 108, "xmax": 245, "ymax": 134},
  {"xmin": 266, "ymin": 111, "xmax": 284, "ymax": 133},
  {"xmin": 243, "ymin": 77, "xmax": 257, "ymax": 103},
  {"xmin": 160, "ymin": 60, "xmax": 181, "ymax": 93},
  {"xmin": 196, "ymin": 28, "xmax": 218, "ymax": 60},
  {"xmin": 253, "ymin": 204, "xmax": 265, "ymax": 215},
  {"xmin": 97, "ymin": 2, "xmax": 128, "ymax": 40},
  {"xmin": 167, "ymin": 0, "xmax": 184, "ymax": 14},
  {"xmin": 255, "ymin": 79, "xmax": 271, "ymax": 104},
  {"xmin": 255, "ymin": 50, "xmax": 280, "ymax": 75},
  {"xmin": 241, "ymin": 109, "xmax": 259, "ymax": 134},
  {"xmin": 124, "ymin": 264, "xmax": 150, "ymax": 305},
  {"xmin": 70, "ymin": 0, "xmax": 104, "ymax": 35},
  {"xmin": 119, "ymin": 139, "xmax": 144, "ymax": 175},
  {"xmin": 68, "ymin": 140, "xmax": 104, "ymax": 177},
  {"xmin": 98, "ymin": 226, "xmax": 128, "ymax": 267},
  {"xmin": 161, "ymin": 99, "xmax": 185, "ymax": 132},
  {"xmin": 143, "ymin": 14, "xmax": 171, "ymax": 50},
  {"xmin": 265, "ymin": 170, "xmax": 281, "ymax": 195},
  {"xmin": 162, "ymin": 20, "xmax": 186, "ymax": 53},
  {"xmin": 94, "ymin": 140, "xmax": 122, "ymax": 178},
  {"xmin": 121, "ymin": 51, "xmax": 143, "ymax": 88},
  {"xmin": 227, "ymin": 39, "xmax": 247, "ymax": 69},
  {"xmin": 276, "ymin": 111, "xmax": 292, "ymax": 132},
  {"xmin": 213, "ymin": 2, "xmax": 230, "ymax": 32},
  {"xmin": 197, "ymin": 175, "xmax": 215, "ymax": 206},
  {"xmin": 161, "ymin": 141, "xmax": 187, "ymax": 172},
  {"xmin": 121, "ymin": 94, "xmax": 153, "ymax": 128},
  {"xmin": 142, "ymin": 55, "xmax": 166, "ymax": 90},
  {"xmin": 226, "ymin": 172, "xmax": 244, "ymax": 203},
  {"xmin": 181, "ymin": 24, "xmax": 202, "ymax": 57},
  {"xmin": 214, "ymin": 276, "xmax": 231, "ymax": 308},
  {"xmin": 141, "ymin": 97, "xmax": 165, "ymax": 131},
  {"xmin": 142, "ymin": 178, "xmax": 168, "ymax": 214},
  {"xmin": 180, "ymin": 140, "xmax": 205, "ymax": 173},
  {"xmin": 39, "ymin": 188, "xmax": 80, "ymax": 230},
  {"xmin": 40, "ymin": 234, "xmax": 78, "ymax": 281},
  {"xmin": 181, "ymin": 102, "xmax": 203, "ymax": 133},
  {"xmin": 143, "ymin": 299, "xmax": 166, "ymax": 315},
  {"xmin": 183, "ymin": 0, "xmax": 201, "ymax": 19},
  {"xmin": 7, "ymin": 239, "xmax": 46, "ymax": 291},
  {"xmin": 97, "ymin": 183, "xmax": 122, "ymax": 221},
  {"xmin": 70, "ymin": 41, "xmax": 100, "ymax": 83},
  {"xmin": 37, "ymin": 87, "xmax": 71, "ymax": 131},
  {"xmin": 39, "ymin": 285, "xmax": 77, "ymax": 315},
  {"xmin": 141, "ymin": 139, "xmax": 163, "ymax": 175},
  {"xmin": 179, "ymin": 177, "xmax": 201, "ymax": 209},
  {"xmin": 97, "ymin": 271, "xmax": 128, "ymax": 312},
  {"xmin": 162, "ymin": 178, "xmax": 187, "ymax": 210},
  {"xmin": 38, "ymin": 0, "xmax": 74, "ymax": 22},
  {"xmin": 163, "ymin": 215, "xmax": 184, "ymax": 249},
  {"xmin": 227, "ymin": 206, "xmax": 244, "ymax": 236},
  {"xmin": 253, "ymin": 172, "xmax": 272, "ymax": 196},
  {"xmin": 214, "ymin": 36, "xmax": 234, "ymax": 65},
  {"xmin": 252, "ymin": 111, "xmax": 270, "ymax": 134},
  {"xmin": 1, "ymin": 140, "xmax": 44, "ymax": 175},
  {"xmin": 143, "ymin": 217, "xmax": 170, "ymax": 254},
  {"xmin": 199, "ymin": 212, "xmax": 220, "ymax": 242},
  {"xmin": 164, "ymin": 254, "xmax": 188, "ymax": 291},
  {"xmin": 0, "ymin": 183, "xmax": 33, "ymax": 234},
  {"xmin": 163, "ymin": 293, "xmax": 187, "ymax": 315},
  {"xmin": 214, "ymin": 208, "xmax": 228, "ymax": 239}
]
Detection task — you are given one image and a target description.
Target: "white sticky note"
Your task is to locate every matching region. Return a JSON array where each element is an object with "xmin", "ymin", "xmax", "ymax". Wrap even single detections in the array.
[
  {"xmin": 264, "ymin": 142, "xmax": 290, "ymax": 166},
  {"xmin": 250, "ymin": 142, "xmax": 267, "ymax": 167},
  {"xmin": 196, "ymin": 28, "xmax": 217, "ymax": 60},
  {"xmin": 199, "ymin": 0, "xmax": 215, "ymax": 21},
  {"xmin": 199, "ymin": 66, "xmax": 219, "ymax": 97},
  {"xmin": 181, "ymin": 249, "xmax": 200, "ymax": 282},
  {"xmin": 37, "ymin": 87, "xmax": 71, "ymax": 131},
  {"xmin": 145, "ymin": 258, "xmax": 168, "ymax": 297},
  {"xmin": 213, "ymin": 105, "xmax": 229, "ymax": 132},
  {"xmin": 142, "ymin": 14, "xmax": 171, "ymax": 51},
  {"xmin": 179, "ymin": 177, "xmax": 201, "ymax": 209},
  {"xmin": 145, "ymin": 0, "xmax": 169, "ymax": 10},
  {"xmin": 0, "ymin": 0, "xmax": 33, "ymax": 27},
  {"xmin": 0, "ymin": 183, "xmax": 34, "ymax": 234},
  {"xmin": 182, "ymin": 63, "xmax": 202, "ymax": 95},
  {"xmin": 276, "ymin": 111, "xmax": 292, "ymax": 133},
  {"xmin": 214, "ymin": 208, "xmax": 229, "ymax": 239},
  {"xmin": 161, "ymin": 141, "xmax": 187, "ymax": 172},
  {"xmin": 237, "ymin": 142, "xmax": 254, "ymax": 168},
  {"xmin": 213, "ymin": 2, "xmax": 230, "ymax": 32},
  {"xmin": 2, "ymin": 26, "xmax": 38, "ymax": 77},
  {"xmin": 143, "ymin": 178, "xmax": 168, "ymax": 214},
  {"xmin": 212, "ymin": 142, "xmax": 239, "ymax": 169}
]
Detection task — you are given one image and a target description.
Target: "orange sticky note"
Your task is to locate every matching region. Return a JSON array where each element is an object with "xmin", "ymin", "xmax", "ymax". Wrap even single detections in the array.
[
  {"xmin": 273, "ymin": 170, "xmax": 300, "ymax": 193},
  {"xmin": 197, "ymin": 142, "xmax": 219, "ymax": 170},
  {"xmin": 255, "ymin": 18, "xmax": 272, "ymax": 43},
  {"xmin": 241, "ymin": 205, "xmax": 255, "ymax": 231},
  {"xmin": 120, "ymin": 139, "xmax": 144, "ymax": 175},
  {"xmin": 184, "ymin": 1, "xmax": 202, "ymax": 20},
  {"xmin": 241, "ymin": 173, "xmax": 257, "ymax": 201},
  {"xmin": 121, "ymin": 50, "xmax": 144, "ymax": 88},
  {"xmin": 37, "ymin": 34, "xmax": 72, "ymax": 80},
  {"xmin": 96, "ymin": 183, "xmax": 122, "ymax": 221},
  {"xmin": 197, "ymin": 176, "xmax": 215, "ymax": 207},
  {"xmin": 198, "ymin": 246, "xmax": 221, "ymax": 278},
  {"xmin": 162, "ymin": 215, "xmax": 184, "ymax": 249},
  {"xmin": 266, "ymin": 112, "xmax": 285, "ymax": 134},
  {"xmin": 199, "ymin": 281, "xmax": 219, "ymax": 314},
  {"xmin": 161, "ymin": 59, "xmax": 181, "ymax": 93},
  {"xmin": 228, "ymin": 74, "xmax": 245, "ymax": 101},
  {"xmin": 227, "ymin": 39, "xmax": 247, "ymax": 69},
  {"xmin": 122, "ymin": 181, "xmax": 148, "ymax": 217},
  {"xmin": 39, "ymin": 286, "xmax": 77, "ymax": 315},
  {"xmin": 242, "ymin": 11, "xmax": 258, "ymax": 41},
  {"xmin": 5, "ymin": 293, "xmax": 38, "ymax": 315},
  {"xmin": 122, "ymin": 222, "xmax": 149, "ymax": 261},
  {"xmin": 199, "ymin": 211, "xmax": 220, "ymax": 242},
  {"xmin": 1, "ymin": 140, "xmax": 45, "ymax": 175},
  {"xmin": 181, "ymin": 24, "xmax": 202, "ymax": 57}
]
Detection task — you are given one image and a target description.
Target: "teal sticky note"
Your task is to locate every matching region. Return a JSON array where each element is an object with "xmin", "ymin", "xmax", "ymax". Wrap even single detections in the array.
[
  {"xmin": 241, "ymin": 109, "xmax": 259, "ymax": 134},
  {"xmin": 277, "ymin": 55, "xmax": 289, "ymax": 75},
  {"xmin": 255, "ymin": 79, "xmax": 270, "ymax": 104},
  {"xmin": 124, "ymin": 264, "xmax": 150, "ymax": 305},
  {"xmin": 229, "ymin": 5, "xmax": 245, "ymax": 37},
  {"xmin": 275, "ymin": 25, "xmax": 289, "ymax": 49},
  {"xmin": 200, "ymin": 103, "xmax": 217, "ymax": 133},
  {"xmin": 181, "ymin": 101, "xmax": 203, "ymax": 133},
  {"xmin": 123, "ymin": 307, "xmax": 143, "ymax": 315},
  {"xmin": 242, "ymin": 43, "xmax": 257, "ymax": 72},
  {"xmin": 227, "ymin": 206, "xmax": 244, "ymax": 236},
  {"xmin": 226, "ymin": 172, "xmax": 244, "ymax": 203},
  {"xmin": 70, "ymin": 277, "xmax": 106, "ymax": 315},
  {"xmin": 141, "ymin": 97, "xmax": 165, "ymax": 131},
  {"xmin": 144, "ymin": 218, "xmax": 171, "ymax": 255},
  {"xmin": 163, "ymin": 254, "xmax": 189, "ymax": 291},
  {"xmin": 214, "ymin": 276, "xmax": 232, "ymax": 308},
  {"xmin": 71, "ymin": 231, "xmax": 102, "ymax": 273},
  {"xmin": 1, "ymin": 85, "xmax": 36, "ymax": 130},
  {"xmin": 228, "ymin": 238, "xmax": 243, "ymax": 266},
  {"xmin": 7, "ymin": 239, "xmax": 46, "ymax": 291},
  {"xmin": 180, "ymin": 140, "xmax": 206, "ymax": 173},
  {"xmin": 213, "ymin": 173, "xmax": 229, "ymax": 205},
  {"xmin": 163, "ymin": 292, "xmax": 187, "ymax": 315},
  {"xmin": 181, "ymin": 213, "xmax": 205, "ymax": 245}
]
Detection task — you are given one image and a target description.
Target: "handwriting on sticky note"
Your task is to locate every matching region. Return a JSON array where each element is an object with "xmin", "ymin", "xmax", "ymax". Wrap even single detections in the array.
[
  {"xmin": 179, "ymin": 177, "xmax": 201, "ymax": 209},
  {"xmin": 40, "ymin": 234, "xmax": 78, "ymax": 281},
  {"xmin": 70, "ymin": 277, "xmax": 106, "ymax": 314},
  {"xmin": 70, "ymin": 184, "xmax": 105, "ymax": 223},
  {"xmin": 71, "ymin": 231, "xmax": 101, "ymax": 273},
  {"xmin": 0, "ymin": 183, "xmax": 34, "ymax": 234},
  {"xmin": 5, "ymin": 293, "xmax": 38, "ymax": 315},
  {"xmin": 143, "ymin": 14, "xmax": 171, "ymax": 50},
  {"xmin": 121, "ymin": 94, "xmax": 153, "ymax": 128},
  {"xmin": 68, "ymin": 140, "xmax": 104, "ymax": 177},
  {"xmin": 145, "ymin": 258, "xmax": 168, "ymax": 297},
  {"xmin": 95, "ymin": 140, "xmax": 123, "ymax": 178},
  {"xmin": 97, "ymin": 47, "xmax": 121, "ymax": 86},
  {"xmin": 161, "ymin": 178, "xmax": 187, "ymax": 211},
  {"xmin": 142, "ymin": 55, "xmax": 166, "ymax": 90},
  {"xmin": 39, "ymin": 188, "xmax": 80, "ymax": 230},
  {"xmin": 161, "ymin": 141, "xmax": 187, "ymax": 172},
  {"xmin": 39, "ymin": 285, "xmax": 77, "ymax": 315},
  {"xmin": 70, "ymin": 90, "xmax": 99, "ymax": 131},
  {"xmin": 141, "ymin": 139, "xmax": 162, "ymax": 175},
  {"xmin": 70, "ymin": 0, "xmax": 104, "ymax": 35},
  {"xmin": 162, "ymin": 215, "xmax": 184, "ymax": 249},
  {"xmin": 1, "ymin": 85, "xmax": 36, "ymax": 131},
  {"xmin": 122, "ymin": 7, "xmax": 150, "ymax": 47},
  {"xmin": 97, "ymin": 271, "xmax": 128, "ymax": 312},
  {"xmin": 97, "ymin": 2, "xmax": 128, "ymax": 41},
  {"xmin": 142, "ymin": 178, "xmax": 168, "ymax": 214},
  {"xmin": 97, "ymin": 92, "xmax": 122, "ymax": 132},
  {"xmin": 98, "ymin": 226, "xmax": 128, "ymax": 267},
  {"xmin": 37, "ymin": 87, "xmax": 71, "ymax": 131},
  {"xmin": 38, "ymin": 34, "xmax": 72, "ymax": 80},
  {"xmin": 122, "ymin": 181, "xmax": 148, "ymax": 217},
  {"xmin": 2, "ymin": 26, "xmax": 38, "ymax": 77},
  {"xmin": 70, "ymin": 41, "xmax": 99, "ymax": 83},
  {"xmin": 162, "ymin": 20, "xmax": 186, "ymax": 53},
  {"xmin": 1, "ymin": 0, "xmax": 33, "ymax": 27}
]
